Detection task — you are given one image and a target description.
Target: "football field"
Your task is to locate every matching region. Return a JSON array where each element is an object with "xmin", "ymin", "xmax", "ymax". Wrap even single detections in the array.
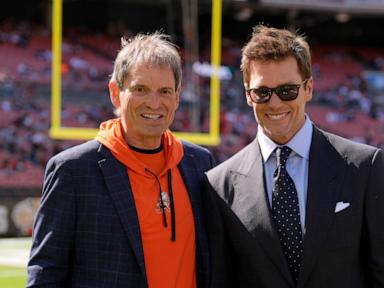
[{"xmin": 0, "ymin": 238, "xmax": 30, "ymax": 288}]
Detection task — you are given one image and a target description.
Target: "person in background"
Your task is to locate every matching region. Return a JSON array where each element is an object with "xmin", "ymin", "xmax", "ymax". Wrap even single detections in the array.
[
  {"xmin": 27, "ymin": 32, "xmax": 214, "ymax": 288},
  {"xmin": 204, "ymin": 24, "xmax": 384, "ymax": 288}
]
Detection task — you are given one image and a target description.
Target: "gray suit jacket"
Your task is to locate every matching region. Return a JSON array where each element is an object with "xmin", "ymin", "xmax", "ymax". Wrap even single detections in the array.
[
  {"xmin": 205, "ymin": 126, "xmax": 384, "ymax": 288},
  {"xmin": 28, "ymin": 139, "xmax": 214, "ymax": 288}
]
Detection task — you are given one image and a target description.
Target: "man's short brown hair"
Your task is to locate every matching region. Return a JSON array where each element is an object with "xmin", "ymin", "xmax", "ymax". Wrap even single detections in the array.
[{"xmin": 241, "ymin": 24, "xmax": 312, "ymax": 88}]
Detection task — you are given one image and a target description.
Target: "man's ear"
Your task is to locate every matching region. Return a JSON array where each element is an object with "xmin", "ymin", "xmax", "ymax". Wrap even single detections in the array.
[
  {"xmin": 109, "ymin": 81, "xmax": 120, "ymax": 108},
  {"xmin": 175, "ymin": 87, "xmax": 181, "ymax": 109},
  {"xmin": 304, "ymin": 77, "xmax": 313, "ymax": 103}
]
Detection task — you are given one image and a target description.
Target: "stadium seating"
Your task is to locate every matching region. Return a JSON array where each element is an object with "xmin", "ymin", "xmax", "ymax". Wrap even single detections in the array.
[{"xmin": 1, "ymin": 21, "xmax": 384, "ymax": 188}]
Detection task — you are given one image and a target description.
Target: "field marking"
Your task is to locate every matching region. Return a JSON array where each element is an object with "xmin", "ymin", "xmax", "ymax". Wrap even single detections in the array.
[{"xmin": 0, "ymin": 238, "xmax": 31, "ymax": 267}]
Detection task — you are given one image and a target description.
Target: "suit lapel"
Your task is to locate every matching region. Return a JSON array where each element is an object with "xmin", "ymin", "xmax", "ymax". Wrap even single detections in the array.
[
  {"xmin": 178, "ymin": 149, "xmax": 210, "ymax": 288},
  {"xmin": 97, "ymin": 144, "xmax": 147, "ymax": 279},
  {"xmin": 298, "ymin": 127, "xmax": 347, "ymax": 287},
  {"xmin": 230, "ymin": 139, "xmax": 294, "ymax": 286}
]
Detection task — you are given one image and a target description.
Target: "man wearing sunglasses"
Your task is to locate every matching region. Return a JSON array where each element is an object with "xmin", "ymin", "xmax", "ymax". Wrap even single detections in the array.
[{"xmin": 204, "ymin": 24, "xmax": 384, "ymax": 288}]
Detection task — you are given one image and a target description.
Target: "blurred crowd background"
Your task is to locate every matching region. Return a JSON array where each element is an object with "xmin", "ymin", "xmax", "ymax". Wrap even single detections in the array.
[{"xmin": 1, "ymin": 0, "xmax": 384, "ymax": 235}]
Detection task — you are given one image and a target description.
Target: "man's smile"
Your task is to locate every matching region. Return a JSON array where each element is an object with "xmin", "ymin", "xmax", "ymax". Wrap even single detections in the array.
[
  {"xmin": 266, "ymin": 111, "xmax": 290, "ymax": 120},
  {"xmin": 141, "ymin": 113, "xmax": 163, "ymax": 120}
]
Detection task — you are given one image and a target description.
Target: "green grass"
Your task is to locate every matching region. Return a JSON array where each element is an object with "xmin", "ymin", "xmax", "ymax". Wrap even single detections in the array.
[
  {"xmin": 0, "ymin": 237, "xmax": 31, "ymax": 288},
  {"xmin": 0, "ymin": 265, "xmax": 27, "ymax": 288}
]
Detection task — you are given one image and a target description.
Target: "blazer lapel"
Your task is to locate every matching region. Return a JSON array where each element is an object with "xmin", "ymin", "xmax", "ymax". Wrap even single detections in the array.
[
  {"xmin": 178, "ymin": 150, "xmax": 210, "ymax": 288},
  {"xmin": 230, "ymin": 139, "xmax": 294, "ymax": 286},
  {"xmin": 298, "ymin": 127, "xmax": 347, "ymax": 287},
  {"xmin": 97, "ymin": 144, "xmax": 147, "ymax": 279}
]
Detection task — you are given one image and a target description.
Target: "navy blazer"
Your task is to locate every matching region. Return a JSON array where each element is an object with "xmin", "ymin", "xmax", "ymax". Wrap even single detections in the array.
[{"xmin": 27, "ymin": 139, "xmax": 214, "ymax": 288}]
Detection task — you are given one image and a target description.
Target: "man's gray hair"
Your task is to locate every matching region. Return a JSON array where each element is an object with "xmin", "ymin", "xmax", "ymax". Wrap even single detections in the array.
[{"xmin": 111, "ymin": 31, "xmax": 182, "ymax": 91}]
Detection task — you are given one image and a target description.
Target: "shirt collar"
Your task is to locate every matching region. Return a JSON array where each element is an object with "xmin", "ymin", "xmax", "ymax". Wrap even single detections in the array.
[{"xmin": 257, "ymin": 115, "xmax": 313, "ymax": 162}]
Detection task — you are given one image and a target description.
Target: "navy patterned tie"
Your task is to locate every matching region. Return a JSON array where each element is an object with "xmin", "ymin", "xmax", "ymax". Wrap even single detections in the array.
[{"xmin": 272, "ymin": 146, "xmax": 303, "ymax": 284}]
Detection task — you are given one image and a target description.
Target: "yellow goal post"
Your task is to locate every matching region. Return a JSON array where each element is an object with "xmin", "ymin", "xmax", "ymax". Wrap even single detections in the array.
[{"xmin": 50, "ymin": 0, "xmax": 222, "ymax": 146}]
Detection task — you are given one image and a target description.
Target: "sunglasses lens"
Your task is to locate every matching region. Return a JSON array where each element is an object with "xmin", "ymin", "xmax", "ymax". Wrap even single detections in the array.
[
  {"xmin": 276, "ymin": 85, "xmax": 299, "ymax": 100},
  {"xmin": 250, "ymin": 88, "xmax": 271, "ymax": 103}
]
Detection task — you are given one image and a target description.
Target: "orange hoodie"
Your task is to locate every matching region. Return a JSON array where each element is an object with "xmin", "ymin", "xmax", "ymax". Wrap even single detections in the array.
[{"xmin": 96, "ymin": 118, "xmax": 197, "ymax": 288}]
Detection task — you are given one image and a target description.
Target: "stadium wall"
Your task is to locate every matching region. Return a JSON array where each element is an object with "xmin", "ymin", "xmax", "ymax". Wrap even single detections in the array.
[{"xmin": 0, "ymin": 188, "xmax": 40, "ymax": 237}]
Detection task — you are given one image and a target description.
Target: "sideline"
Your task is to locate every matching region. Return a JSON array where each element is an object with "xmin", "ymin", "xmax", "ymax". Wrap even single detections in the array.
[{"xmin": 0, "ymin": 237, "xmax": 31, "ymax": 267}]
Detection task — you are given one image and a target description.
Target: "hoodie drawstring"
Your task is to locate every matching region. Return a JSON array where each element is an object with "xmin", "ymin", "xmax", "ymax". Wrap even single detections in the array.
[
  {"xmin": 145, "ymin": 168, "xmax": 176, "ymax": 242},
  {"xmin": 168, "ymin": 170, "xmax": 176, "ymax": 242}
]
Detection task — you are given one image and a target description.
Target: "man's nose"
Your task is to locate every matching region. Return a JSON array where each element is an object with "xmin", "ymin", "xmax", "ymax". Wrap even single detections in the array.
[
  {"xmin": 268, "ymin": 91, "xmax": 283, "ymax": 106},
  {"xmin": 145, "ymin": 92, "xmax": 161, "ymax": 109}
]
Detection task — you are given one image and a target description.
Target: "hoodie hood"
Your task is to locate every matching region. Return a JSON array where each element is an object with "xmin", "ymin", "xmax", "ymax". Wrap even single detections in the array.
[{"xmin": 95, "ymin": 118, "xmax": 184, "ymax": 176}]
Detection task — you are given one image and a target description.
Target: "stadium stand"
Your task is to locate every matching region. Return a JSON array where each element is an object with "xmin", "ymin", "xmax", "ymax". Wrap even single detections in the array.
[{"xmin": 1, "ymin": 13, "xmax": 384, "ymax": 188}]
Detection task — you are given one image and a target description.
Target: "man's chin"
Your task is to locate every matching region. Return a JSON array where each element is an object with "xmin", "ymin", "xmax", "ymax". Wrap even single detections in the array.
[{"xmin": 141, "ymin": 128, "xmax": 167, "ymax": 138}]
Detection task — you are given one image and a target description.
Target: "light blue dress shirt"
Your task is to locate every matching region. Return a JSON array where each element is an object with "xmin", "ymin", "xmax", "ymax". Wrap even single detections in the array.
[{"xmin": 257, "ymin": 116, "xmax": 313, "ymax": 234}]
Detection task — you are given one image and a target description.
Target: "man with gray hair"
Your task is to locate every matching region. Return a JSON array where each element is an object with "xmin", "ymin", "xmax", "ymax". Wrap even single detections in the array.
[{"xmin": 27, "ymin": 32, "xmax": 214, "ymax": 288}]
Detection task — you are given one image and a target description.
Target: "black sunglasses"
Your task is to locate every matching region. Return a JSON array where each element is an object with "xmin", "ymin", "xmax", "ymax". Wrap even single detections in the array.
[{"xmin": 246, "ymin": 78, "xmax": 309, "ymax": 104}]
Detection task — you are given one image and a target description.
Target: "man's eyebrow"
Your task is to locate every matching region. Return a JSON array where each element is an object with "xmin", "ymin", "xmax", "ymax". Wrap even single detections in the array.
[
  {"xmin": 128, "ymin": 83, "xmax": 147, "ymax": 89},
  {"xmin": 160, "ymin": 86, "xmax": 174, "ymax": 91},
  {"xmin": 129, "ymin": 81, "xmax": 145, "ymax": 87},
  {"xmin": 252, "ymin": 82, "xmax": 300, "ymax": 88}
]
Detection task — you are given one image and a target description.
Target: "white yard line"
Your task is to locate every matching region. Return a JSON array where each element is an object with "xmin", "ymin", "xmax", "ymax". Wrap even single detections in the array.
[{"xmin": 0, "ymin": 238, "xmax": 31, "ymax": 267}]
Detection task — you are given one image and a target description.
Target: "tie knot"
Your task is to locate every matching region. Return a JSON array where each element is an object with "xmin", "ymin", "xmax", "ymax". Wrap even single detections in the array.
[{"xmin": 276, "ymin": 146, "xmax": 291, "ymax": 166}]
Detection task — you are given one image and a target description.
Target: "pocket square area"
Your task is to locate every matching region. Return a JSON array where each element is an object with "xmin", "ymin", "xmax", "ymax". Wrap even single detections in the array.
[{"xmin": 335, "ymin": 202, "xmax": 350, "ymax": 213}]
